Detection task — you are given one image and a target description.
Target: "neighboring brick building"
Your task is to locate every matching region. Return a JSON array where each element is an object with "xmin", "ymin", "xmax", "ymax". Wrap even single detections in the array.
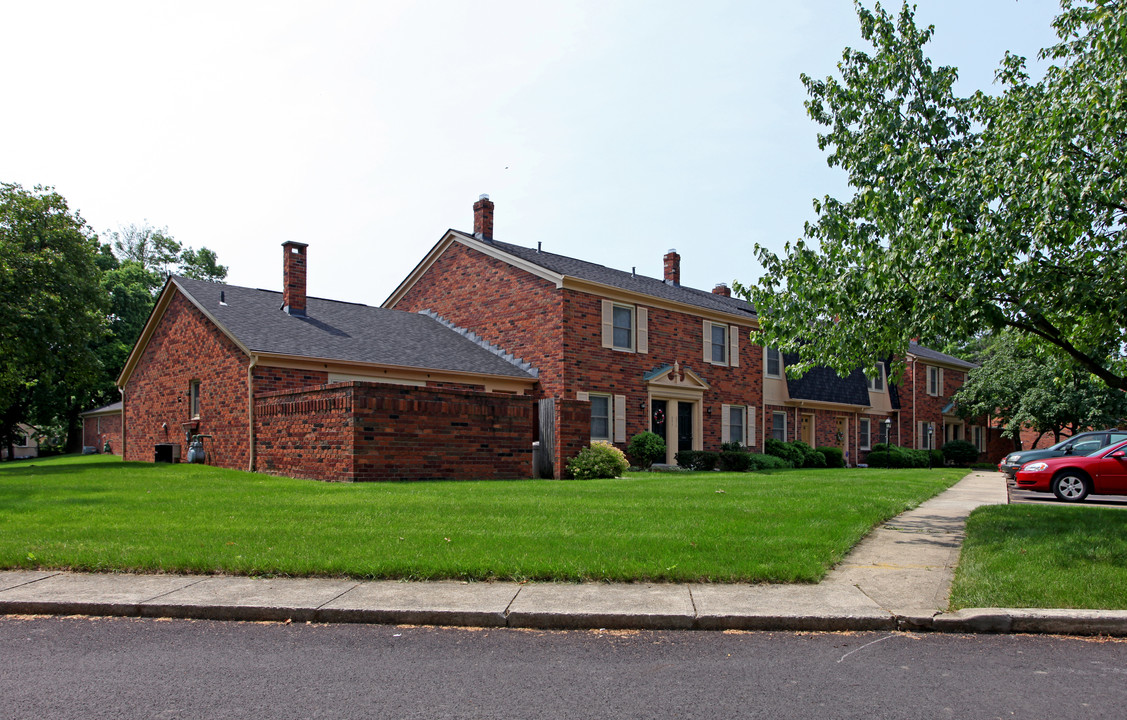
[
  {"xmin": 119, "ymin": 196, "xmax": 995, "ymax": 481},
  {"xmin": 117, "ymin": 241, "xmax": 538, "ymax": 481},
  {"xmin": 80, "ymin": 401, "xmax": 122, "ymax": 455},
  {"xmin": 386, "ymin": 196, "xmax": 992, "ymax": 470}
]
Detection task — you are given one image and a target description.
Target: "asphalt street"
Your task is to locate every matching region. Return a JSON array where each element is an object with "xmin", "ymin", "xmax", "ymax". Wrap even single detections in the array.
[
  {"xmin": 1006, "ymin": 480, "xmax": 1127, "ymax": 508},
  {"xmin": 4, "ymin": 616, "xmax": 1127, "ymax": 720}
]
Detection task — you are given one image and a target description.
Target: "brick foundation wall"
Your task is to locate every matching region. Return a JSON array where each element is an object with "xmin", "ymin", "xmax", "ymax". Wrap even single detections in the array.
[
  {"xmin": 82, "ymin": 413, "xmax": 122, "ymax": 455},
  {"xmin": 123, "ymin": 291, "xmax": 251, "ymax": 468},
  {"xmin": 255, "ymin": 384, "xmax": 355, "ymax": 481},
  {"xmin": 351, "ymin": 383, "xmax": 534, "ymax": 481}
]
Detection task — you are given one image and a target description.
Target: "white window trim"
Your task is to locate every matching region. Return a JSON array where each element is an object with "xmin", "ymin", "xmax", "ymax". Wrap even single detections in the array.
[
  {"xmin": 859, "ymin": 418, "xmax": 872, "ymax": 450},
  {"xmin": 589, "ymin": 393, "xmax": 611, "ymax": 443},
  {"xmin": 601, "ymin": 300, "xmax": 647, "ymax": 354},
  {"xmin": 704, "ymin": 320, "xmax": 729, "ymax": 366},
  {"xmin": 189, "ymin": 380, "xmax": 201, "ymax": 420},
  {"xmin": 722, "ymin": 404, "xmax": 751, "ymax": 446},
  {"xmin": 771, "ymin": 410, "xmax": 787, "ymax": 442},
  {"xmin": 765, "ymin": 347, "xmax": 782, "ymax": 379},
  {"xmin": 927, "ymin": 366, "xmax": 944, "ymax": 397}
]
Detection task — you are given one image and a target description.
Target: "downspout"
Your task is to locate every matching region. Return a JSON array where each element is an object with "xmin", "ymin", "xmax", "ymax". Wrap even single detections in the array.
[
  {"xmin": 911, "ymin": 358, "xmax": 917, "ymax": 449},
  {"xmin": 118, "ymin": 387, "xmax": 126, "ymax": 459},
  {"xmin": 247, "ymin": 355, "xmax": 258, "ymax": 472}
]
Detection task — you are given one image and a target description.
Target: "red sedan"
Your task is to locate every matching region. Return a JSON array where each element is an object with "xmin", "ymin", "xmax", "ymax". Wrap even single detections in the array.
[{"xmin": 1014, "ymin": 439, "xmax": 1127, "ymax": 502}]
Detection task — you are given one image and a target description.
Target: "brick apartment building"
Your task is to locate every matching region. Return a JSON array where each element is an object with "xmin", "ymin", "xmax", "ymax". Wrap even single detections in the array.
[{"xmin": 116, "ymin": 196, "xmax": 999, "ymax": 481}]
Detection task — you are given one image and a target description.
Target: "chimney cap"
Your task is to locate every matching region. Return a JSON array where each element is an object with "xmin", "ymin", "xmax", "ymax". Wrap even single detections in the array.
[
  {"xmin": 479, "ymin": 193, "xmax": 490, "ymax": 201},
  {"xmin": 666, "ymin": 248, "xmax": 678, "ymax": 254},
  {"xmin": 281, "ymin": 241, "xmax": 309, "ymax": 248}
]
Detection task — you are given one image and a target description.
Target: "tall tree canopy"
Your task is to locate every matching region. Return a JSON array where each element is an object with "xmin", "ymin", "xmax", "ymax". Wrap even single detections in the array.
[
  {"xmin": 0, "ymin": 183, "xmax": 106, "ymax": 455},
  {"xmin": 738, "ymin": 0, "xmax": 1127, "ymax": 390},
  {"xmin": 953, "ymin": 332, "xmax": 1127, "ymax": 448}
]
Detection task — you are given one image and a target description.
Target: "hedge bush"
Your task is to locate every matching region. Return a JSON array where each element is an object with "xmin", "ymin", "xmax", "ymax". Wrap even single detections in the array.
[
  {"xmin": 815, "ymin": 446, "xmax": 845, "ymax": 468},
  {"xmin": 747, "ymin": 453, "xmax": 792, "ymax": 470},
  {"xmin": 866, "ymin": 444, "xmax": 931, "ymax": 468},
  {"xmin": 566, "ymin": 442, "xmax": 629, "ymax": 479},
  {"xmin": 791, "ymin": 441, "xmax": 827, "ymax": 468},
  {"xmin": 674, "ymin": 450, "xmax": 719, "ymax": 471},
  {"xmin": 627, "ymin": 431, "xmax": 667, "ymax": 469},
  {"xmin": 764, "ymin": 438, "xmax": 804, "ymax": 466},
  {"xmin": 941, "ymin": 440, "xmax": 979, "ymax": 466},
  {"xmin": 717, "ymin": 450, "xmax": 753, "ymax": 472}
]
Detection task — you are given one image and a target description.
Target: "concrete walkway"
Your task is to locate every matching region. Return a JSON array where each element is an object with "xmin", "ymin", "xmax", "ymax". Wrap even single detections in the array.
[{"xmin": 3, "ymin": 471, "xmax": 1126, "ymax": 635}]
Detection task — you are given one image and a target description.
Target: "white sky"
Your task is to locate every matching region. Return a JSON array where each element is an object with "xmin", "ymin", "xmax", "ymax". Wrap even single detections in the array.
[{"xmin": 2, "ymin": 0, "xmax": 1062, "ymax": 306}]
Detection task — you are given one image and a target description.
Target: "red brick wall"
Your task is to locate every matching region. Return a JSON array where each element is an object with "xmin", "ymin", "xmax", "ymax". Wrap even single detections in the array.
[
  {"xmin": 555, "ymin": 398, "xmax": 591, "ymax": 479},
  {"xmin": 897, "ymin": 359, "xmax": 966, "ymax": 450},
  {"xmin": 123, "ymin": 291, "xmax": 251, "ymax": 468},
  {"xmin": 562, "ymin": 288, "xmax": 762, "ymax": 452},
  {"xmin": 253, "ymin": 366, "xmax": 329, "ymax": 395},
  {"xmin": 395, "ymin": 241, "xmax": 567, "ymax": 397},
  {"xmin": 82, "ymin": 413, "xmax": 122, "ymax": 455},
  {"xmin": 255, "ymin": 384, "xmax": 355, "ymax": 481},
  {"xmin": 351, "ymin": 383, "xmax": 534, "ymax": 481}
]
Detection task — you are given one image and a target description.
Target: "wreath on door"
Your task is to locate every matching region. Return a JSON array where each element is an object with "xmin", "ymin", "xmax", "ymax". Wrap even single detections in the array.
[{"xmin": 652, "ymin": 409, "xmax": 665, "ymax": 425}]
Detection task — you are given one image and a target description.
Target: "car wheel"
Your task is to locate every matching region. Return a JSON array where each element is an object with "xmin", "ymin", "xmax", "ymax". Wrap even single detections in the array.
[{"xmin": 1051, "ymin": 471, "xmax": 1091, "ymax": 502}]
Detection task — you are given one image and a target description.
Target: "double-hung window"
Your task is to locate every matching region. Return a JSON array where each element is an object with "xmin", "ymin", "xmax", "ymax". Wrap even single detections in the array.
[
  {"xmin": 189, "ymin": 380, "xmax": 201, "ymax": 419},
  {"xmin": 972, "ymin": 426, "xmax": 985, "ymax": 453},
  {"xmin": 771, "ymin": 411, "xmax": 787, "ymax": 441},
  {"xmin": 601, "ymin": 300, "xmax": 647, "ymax": 353},
  {"xmin": 723, "ymin": 405, "xmax": 747, "ymax": 446},
  {"xmin": 867, "ymin": 362, "xmax": 885, "ymax": 392},
  {"xmin": 590, "ymin": 394, "xmax": 610, "ymax": 442},
  {"xmin": 766, "ymin": 348, "xmax": 782, "ymax": 378},
  {"xmin": 704, "ymin": 321, "xmax": 739, "ymax": 366},
  {"xmin": 859, "ymin": 418, "xmax": 871, "ymax": 450},
  {"xmin": 612, "ymin": 305, "xmax": 633, "ymax": 351},
  {"xmin": 927, "ymin": 366, "xmax": 942, "ymax": 396}
]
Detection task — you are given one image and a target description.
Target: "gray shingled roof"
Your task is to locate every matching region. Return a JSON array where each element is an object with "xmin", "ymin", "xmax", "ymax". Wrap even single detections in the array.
[
  {"xmin": 908, "ymin": 341, "xmax": 977, "ymax": 370},
  {"xmin": 172, "ymin": 277, "xmax": 536, "ymax": 380},
  {"xmin": 81, "ymin": 401, "xmax": 122, "ymax": 416},
  {"xmin": 467, "ymin": 234, "xmax": 757, "ymax": 319},
  {"xmin": 782, "ymin": 353, "xmax": 872, "ymax": 406}
]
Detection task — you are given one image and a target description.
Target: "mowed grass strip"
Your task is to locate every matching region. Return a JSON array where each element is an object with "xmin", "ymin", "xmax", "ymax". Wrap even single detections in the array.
[
  {"xmin": 1, "ymin": 455, "xmax": 964, "ymax": 583},
  {"xmin": 950, "ymin": 504, "xmax": 1127, "ymax": 610}
]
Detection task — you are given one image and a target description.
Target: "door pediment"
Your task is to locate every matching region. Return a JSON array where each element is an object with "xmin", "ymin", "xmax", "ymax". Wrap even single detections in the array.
[{"xmin": 644, "ymin": 362, "xmax": 709, "ymax": 394}]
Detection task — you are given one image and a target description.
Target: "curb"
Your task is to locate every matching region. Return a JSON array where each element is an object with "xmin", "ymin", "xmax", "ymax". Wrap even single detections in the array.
[{"xmin": 5, "ymin": 598, "xmax": 1127, "ymax": 636}]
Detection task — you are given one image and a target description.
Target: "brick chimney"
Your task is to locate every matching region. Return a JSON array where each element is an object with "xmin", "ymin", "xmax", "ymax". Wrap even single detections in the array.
[
  {"xmin": 473, "ymin": 194, "xmax": 494, "ymax": 241},
  {"xmin": 712, "ymin": 283, "xmax": 731, "ymax": 297},
  {"xmin": 663, "ymin": 249, "xmax": 680, "ymax": 286},
  {"xmin": 282, "ymin": 241, "xmax": 308, "ymax": 316}
]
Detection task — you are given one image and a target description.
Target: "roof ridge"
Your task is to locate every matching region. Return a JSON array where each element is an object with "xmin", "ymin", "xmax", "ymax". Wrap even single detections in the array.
[{"xmin": 417, "ymin": 310, "xmax": 539, "ymax": 378}]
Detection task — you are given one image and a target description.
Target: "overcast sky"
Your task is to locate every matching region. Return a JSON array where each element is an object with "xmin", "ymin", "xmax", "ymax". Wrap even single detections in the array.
[{"xmin": 3, "ymin": 0, "xmax": 1062, "ymax": 305}]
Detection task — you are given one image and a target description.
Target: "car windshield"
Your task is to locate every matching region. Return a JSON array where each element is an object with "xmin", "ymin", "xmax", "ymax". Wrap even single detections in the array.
[{"xmin": 1071, "ymin": 440, "xmax": 1104, "ymax": 456}]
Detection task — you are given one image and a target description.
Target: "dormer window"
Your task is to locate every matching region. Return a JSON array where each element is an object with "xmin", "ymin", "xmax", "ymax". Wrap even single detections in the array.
[
  {"xmin": 766, "ymin": 347, "xmax": 782, "ymax": 378},
  {"xmin": 867, "ymin": 362, "xmax": 885, "ymax": 392}
]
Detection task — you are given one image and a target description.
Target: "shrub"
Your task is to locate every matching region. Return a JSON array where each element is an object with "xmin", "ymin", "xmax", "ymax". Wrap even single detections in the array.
[
  {"xmin": 720, "ymin": 441, "xmax": 744, "ymax": 452},
  {"xmin": 790, "ymin": 441, "xmax": 826, "ymax": 468},
  {"xmin": 675, "ymin": 450, "xmax": 718, "ymax": 471},
  {"xmin": 717, "ymin": 450, "xmax": 753, "ymax": 472},
  {"xmin": 867, "ymin": 445, "xmax": 931, "ymax": 468},
  {"xmin": 764, "ymin": 438, "xmax": 803, "ymax": 466},
  {"xmin": 941, "ymin": 440, "xmax": 979, "ymax": 466},
  {"xmin": 816, "ymin": 446, "xmax": 845, "ymax": 468},
  {"xmin": 929, "ymin": 449, "xmax": 945, "ymax": 467},
  {"xmin": 566, "ymin": 442, "xmax": 629, "ymax": 479},
  {"xmin": 746, "ymin": 453, "xmax": 791, "ymax": 470},
  {"xmin": 627, "ymin": 432, "xmax": 667, "ymax": 469}
]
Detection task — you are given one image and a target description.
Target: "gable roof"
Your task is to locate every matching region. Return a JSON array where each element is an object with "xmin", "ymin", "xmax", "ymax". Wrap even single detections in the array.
[
  {"xmin": 386, "ymin": 230, "xmax": 757, "ymax": 321},
  {"xmin": 907, "ymin": 341, "xmax": 977, "ymax": 371},
  {"xmin": 119, "ymin": 276, "xmax": 537, "ymax": 386},
  {"xmin": 81, "ymin": 401, "xmax": 122, "ymax": 417}
]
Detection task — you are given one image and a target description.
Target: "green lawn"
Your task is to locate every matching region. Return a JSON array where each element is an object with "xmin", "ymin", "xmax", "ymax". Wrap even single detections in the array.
[
  {"xmin": 950, "ymin": 504, "xmax": 1127, "ymax": 610},
  {"xmin": 0, "ymin": 454, "xmax": 964, "ymax": 583}
]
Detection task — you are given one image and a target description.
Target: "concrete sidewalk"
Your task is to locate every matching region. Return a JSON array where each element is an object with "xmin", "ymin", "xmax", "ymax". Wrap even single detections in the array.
[{"xmin": 4, "ymin": 471, "xmax": 1126, "ymax": 635}]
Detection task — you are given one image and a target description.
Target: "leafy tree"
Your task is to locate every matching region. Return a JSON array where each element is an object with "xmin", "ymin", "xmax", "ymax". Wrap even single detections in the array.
[
  {"xmin": 0, "ymin": 183, "xmax": 106, "ymax": 457},
  {"xmin": 106, "ymin": 221, "xmax": 227, "ymax": 283},
  {"xmin": 737, "ymin": 0, "xmax": 1127, "ymax": 391},
  {"xmin": 953, "ymin": 332, "xmax": 1127, "ymax": 448}
]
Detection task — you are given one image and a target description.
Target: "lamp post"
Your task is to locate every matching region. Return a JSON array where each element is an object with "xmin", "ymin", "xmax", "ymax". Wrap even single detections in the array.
[
  {"xmin": 928, "ymin": 424, "xmax": 935, "ymax": 469},
  {"xmin": 883, "ymin": 418, "xmax": 891, "ymax": 447}
]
